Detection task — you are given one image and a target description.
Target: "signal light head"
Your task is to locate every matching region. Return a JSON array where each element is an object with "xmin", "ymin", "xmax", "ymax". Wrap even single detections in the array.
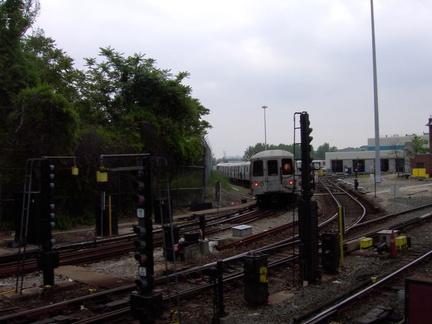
[
  {"xmin": 134, "ymin": 253, "xmax": 148, "ymax": 264},
  {"xmin": 134, "ymin": 239, "xmax": 147, "ymax": 249},
  {"xmin": 132, "ymin": 180, "xmax": 145, "ymax": 191},
  {"xmin": 133, "ymin": 225, "xmax": 146, "ymax": 236},
  {"xmin": 132, "ymin": 193, "xmax": 145, "ymax": 204}
]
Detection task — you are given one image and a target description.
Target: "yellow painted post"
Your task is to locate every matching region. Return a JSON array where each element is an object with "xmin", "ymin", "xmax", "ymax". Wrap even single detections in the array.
[
  {"xmin": 338, "ymin": 206, "xmax": 344, "ymax": 265},
  {"xmin": 108, "ymin": 195, "xmax": 112, "ymax": 236}
]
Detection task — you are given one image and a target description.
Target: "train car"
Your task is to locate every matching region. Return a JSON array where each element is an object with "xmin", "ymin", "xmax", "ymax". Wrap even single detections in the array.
[
  {"xmin": 249, "ymin": 150, "xmax": 296, "ymax": 205},
  {"xmin": 216, "ymin": 161, "xmax": 250, "ymax": 187}
]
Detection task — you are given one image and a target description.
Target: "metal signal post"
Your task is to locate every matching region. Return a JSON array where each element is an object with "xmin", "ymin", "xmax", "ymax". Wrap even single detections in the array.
[
  {"xmin": 37, "ymin": 159, "xmax": 59, "ymax": 286},
  {"xmin": 298, "ymin": 112, "xmax": 320, "ymax": 285},
  {"xmin": 130, "ymin": 156, "xmax": 162, "ymax": 323},
  {"xmin": 132, "ymin": 157, "xmax": 154, "ymax": 292}
]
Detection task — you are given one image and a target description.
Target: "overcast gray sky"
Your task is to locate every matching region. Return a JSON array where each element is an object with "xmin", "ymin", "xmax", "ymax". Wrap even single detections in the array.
[{"xmin": 34, "ymin": 0, "xmax": 432, "ymax": 159}]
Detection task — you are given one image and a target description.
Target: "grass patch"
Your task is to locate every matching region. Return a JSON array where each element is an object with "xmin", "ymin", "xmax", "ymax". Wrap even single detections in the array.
[
  {"xmin": 55, "ymin": 214, "xmax": 77, "ymax": 230},
  {"xmin": 207, "ymin": 171, "xmax": 230, "ymax": 189}
]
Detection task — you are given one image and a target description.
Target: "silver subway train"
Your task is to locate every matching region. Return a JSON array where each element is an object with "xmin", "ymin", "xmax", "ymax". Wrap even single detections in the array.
[{"xmin": 217, "ymin": 150, "xmax": 296, "ymax": 205}]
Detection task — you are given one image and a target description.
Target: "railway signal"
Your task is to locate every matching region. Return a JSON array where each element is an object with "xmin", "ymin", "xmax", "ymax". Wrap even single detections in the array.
[
  {"xmin": 132, "ymin": 171, "xmax": 146, "ymax": 218},
  {"xmin": 133, "ymin": 224, "xmax": 153, "ymax": 294},
  {"xmin": 300, "ymin": 112, "xmax": 315, "ymax": 200},
  {"xmin": 39, "ymin": 159, "xmax": 56, "ymax": 251},
  {"xmin": 131, "ymin": 165, "xmax": 154, "ymax": 294},
  {"xmin": 37, "ymin": 159, "xmax": 59, "ymax": 286},
  {"xmin": 130, "ymin": 157, "xmax": 163, "ymax": 323},
  {"xmin": 298, "ymin": 112, "xmax": 320, "ymax": 284}
]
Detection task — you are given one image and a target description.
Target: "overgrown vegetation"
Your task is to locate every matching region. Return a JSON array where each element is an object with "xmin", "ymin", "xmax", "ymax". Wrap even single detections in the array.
[{"xmin": 0, "ymin": 0, "xmax": 211, "ymax": 225}]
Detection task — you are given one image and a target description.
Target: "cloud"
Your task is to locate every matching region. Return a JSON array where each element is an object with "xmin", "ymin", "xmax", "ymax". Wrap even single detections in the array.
[{"xmin": 35, "ymin": 0, "xmax": 432, "ymax": 158}]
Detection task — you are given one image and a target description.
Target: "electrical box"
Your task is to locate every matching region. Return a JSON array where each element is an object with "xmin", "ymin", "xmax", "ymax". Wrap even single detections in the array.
[
  {"xmin": 395, "ymin": 235, "xmax": 407, "ymax": 249},
  {"xmin": 321, "ymin": 232, "xmax": 340, "ymax": 273},
  {"xmin": 360, "ymin": 237, "xmax": 373, "ymax": 249},
  {"xmin": 376, "ymin": 230, "xmax": 399, "ymax": 244},
  {"xmin": 233, "ymin": 225, "xmax": 252, "ymax": 237},
  {"xmin": 244, "ymin": 253, "xmax": 268, "ymax": 305}
]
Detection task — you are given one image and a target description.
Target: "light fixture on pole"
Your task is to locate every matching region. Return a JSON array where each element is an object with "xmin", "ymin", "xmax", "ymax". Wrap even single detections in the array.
[{"xmin": 262, "ymin": 105, "xmax": 267, "ymax": 150}]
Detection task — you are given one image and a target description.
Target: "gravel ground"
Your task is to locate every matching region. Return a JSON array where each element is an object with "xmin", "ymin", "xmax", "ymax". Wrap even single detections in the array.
[{"xmin": 1, "ymin": 174, "xmax": 431, "ymax": 323}]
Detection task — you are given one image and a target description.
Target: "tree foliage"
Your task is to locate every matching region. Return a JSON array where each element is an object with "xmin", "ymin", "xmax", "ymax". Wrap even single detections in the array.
[
  {"xmin": 0, "ymin": 0, "xmax": 212, "ymax": 221},
  {"xmin": 406, "ymin": 134, "xmax": 429, "ymax": 156},
  {"xmin": 0, "ymin": 0, "xmax": 39, "ymax": 107},
  {"xmin": 12, "ymin": 85, "xmax": 79, "ymax": 155},
  {"xmin": 314, "ymin": 143, "xmax": 337, "ymax": 159},
  {"xmin": 78, "ymin": 47, "xmax": 210, "ymax": 166}
]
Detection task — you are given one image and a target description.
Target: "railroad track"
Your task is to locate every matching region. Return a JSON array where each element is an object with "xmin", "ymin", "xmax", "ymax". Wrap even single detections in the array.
[
  {"xmin": 298, "ymin": 248, "xmax": 432, "ymax": 324},
  {"xmin": 2, "ymin": 185, "xmax": 431, "ymax": 323},
  {"xmin": 0, "ymin": 185, "xmax": 366, "ymax": 323},
  {"xmin": 0, "ymin": 204, "xmax": 271, "ymax": 278}
]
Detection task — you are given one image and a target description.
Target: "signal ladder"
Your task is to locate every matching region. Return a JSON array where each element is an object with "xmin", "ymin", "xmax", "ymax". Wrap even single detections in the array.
[{"xmin": 15, "ymin": 158, "xmax": 41, "ymax": 293}]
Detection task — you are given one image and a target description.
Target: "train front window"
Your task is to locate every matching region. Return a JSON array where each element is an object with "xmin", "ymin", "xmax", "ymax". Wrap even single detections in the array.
[
  {"xmin": 252, "ymin": 160, "xmax": 264, "ymax": 176},
  {"xmin": 267, "ymin": 160, "xmax": 278, "ymax": 176},
  {"xmin": 282, "ymin": 159, "xmax": 293, "ymax": 175}
]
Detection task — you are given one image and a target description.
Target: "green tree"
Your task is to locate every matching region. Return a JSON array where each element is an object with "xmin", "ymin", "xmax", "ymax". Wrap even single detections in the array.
[
  {"xmin": 407, "ymin": 134, "xmax": 429, "ymax": 156},
  {"xmin": 78, "ymin": 47, "xmax": 211, "ymax": 166},
  {"xmin": 314, "ymin": 143, "xmax": 337, "ymax": 159},
  {"xmin": 11, "ymin": 85, "xmax": 79, "ymax": 156},
  {"xmin": 0, "ymin": 0, "xmax": 40, "ymax": 107},
  {"xmin": 22, "ymin": 28, "xmax": 81, "ymax": 101}
]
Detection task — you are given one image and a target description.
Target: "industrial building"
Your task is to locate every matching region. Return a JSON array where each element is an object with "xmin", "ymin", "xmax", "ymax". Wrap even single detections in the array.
[{"xmin": 325, "ymin": 117, "xmax": 432, "ymax": 176}]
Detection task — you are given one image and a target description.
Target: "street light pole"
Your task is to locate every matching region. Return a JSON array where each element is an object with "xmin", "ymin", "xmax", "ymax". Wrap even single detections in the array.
[
  {"xmin": 262, "ymin": 105, "xmax": 267, "ymax": 150},
  {"xmin": 370, "ymin": 0, "xmax": 381, "ymax": 188}
]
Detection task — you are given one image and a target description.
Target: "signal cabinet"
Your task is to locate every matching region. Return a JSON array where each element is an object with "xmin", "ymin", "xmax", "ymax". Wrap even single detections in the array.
[
  {"xmin": 243, "ymin": 253, "xmax": 268, "ymax": 305},
  {"xmin": 321, "ymin": 232, "xmax": 340, "ymax": 273}
]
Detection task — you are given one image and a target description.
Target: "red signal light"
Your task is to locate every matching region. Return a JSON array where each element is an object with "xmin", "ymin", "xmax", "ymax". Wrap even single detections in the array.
[
  {"xmin": 288, "ymin": 180, "xmax": 294, "ymax": 185},
  {"xmin": 134, "ymin": 253, "xmax": 148, "ymax": 265},
  {"xmin": 253, "ymin": 182, "xmax": 259, "ymax": 187}
]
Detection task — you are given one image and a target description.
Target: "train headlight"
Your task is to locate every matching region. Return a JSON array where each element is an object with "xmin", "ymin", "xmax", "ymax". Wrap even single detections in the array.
[
  {"xmin": 253, "ymin": 182, "xmax": 260, "ymax": 188},
  {"xmin": 288, "ymin": 180, "xmax": 294, "ymax": 185},
  {"xmin": 260, "ymin": 181, "xmax": 264, "ymax": 186}
]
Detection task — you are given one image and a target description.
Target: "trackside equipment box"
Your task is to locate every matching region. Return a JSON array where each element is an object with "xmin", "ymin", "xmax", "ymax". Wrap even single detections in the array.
[
  {"xmin": 376, "ymin": 230, "xmax": 399, "ymax": 244},
  {"xmin": 360, "ymin": 237, "xmax": 373, "ymax": 249},
  {"xmin": 232, "ymin": 225, "xmax": 252, "ymax": 237},
  {"xmin": 395, "ymin": 235, "xmax": 407, "ymax": 249}
]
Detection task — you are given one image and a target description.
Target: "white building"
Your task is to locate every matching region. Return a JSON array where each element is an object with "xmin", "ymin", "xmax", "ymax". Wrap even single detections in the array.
[{"xmin": 325, "ymin": 134, "xmax": 429, "ymax": 175}]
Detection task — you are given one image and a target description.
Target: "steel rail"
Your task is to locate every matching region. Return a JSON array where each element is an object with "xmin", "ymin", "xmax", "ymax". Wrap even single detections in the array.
[
  {"xmin": 4, "ymin": 209, "xmax": 430, "ymax": 324},
  {"xmin": 299, "ymin": 249, "xmax": 432, "ymax": 324},
  {"xmin": 319, "ymin": 179, "xmax": 367, "ymax": 230}
]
